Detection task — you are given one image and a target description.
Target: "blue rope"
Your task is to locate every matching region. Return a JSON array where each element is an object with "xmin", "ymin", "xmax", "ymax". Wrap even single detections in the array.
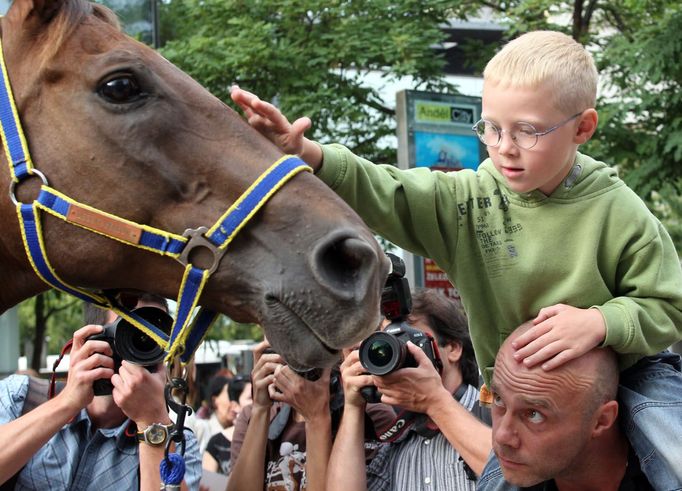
[{"xmin": 160, "ymin": 452, "xmax": 185, "ymax": 485}]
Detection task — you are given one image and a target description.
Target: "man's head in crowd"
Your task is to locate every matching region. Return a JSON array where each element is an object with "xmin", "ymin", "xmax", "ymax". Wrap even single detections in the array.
[
  {"xmin": 407, "ymin": 288, "xmax": 478, "ymax": 387},
  {"xmin": 489, "ymin": 321, "xmax": 620, "ymax": 487}
]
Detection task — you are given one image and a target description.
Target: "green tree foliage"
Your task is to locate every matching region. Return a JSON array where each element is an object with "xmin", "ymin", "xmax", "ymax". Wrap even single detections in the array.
[
  {"xmin": 19, "ymin": 291, "xmax": 81, "ymax": 369},
  {"xmin": 589, "ymin": 5, "xmax": 682, "ymax": 198},
  {"xmin": 650, "ymin": 180, "xmax": 682, "ymax": 257},
  {"xmin": 206, "ymin": 316, "xmax": 263, "ymax": 343},
  {"xmin": 159, "ymin": 0, "xmax": 456, "ymax": 164}
]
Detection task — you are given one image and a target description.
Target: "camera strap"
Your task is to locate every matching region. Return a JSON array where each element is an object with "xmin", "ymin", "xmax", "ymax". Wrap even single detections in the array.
[
  {"xmin": 48, "ymin": 338, "xmax": 74, "ymax": 399},
  {"xmin": 376, "ymin": 408, "xmax": 420, "ymax": 443},
  {"xmin": 376, "ymin": 384, "xmax": 469, "ymax": 443}
]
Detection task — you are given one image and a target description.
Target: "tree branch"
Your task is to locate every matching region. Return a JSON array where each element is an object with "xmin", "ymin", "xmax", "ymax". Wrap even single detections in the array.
[
  {"xmin": 584, "ymin": 0, "xmax": 599, "ymax": 32},
  {"xmin": 573, "ymin": 0, "xmax": 585, "ymax": 40},
  {"xmin": 601, "ymin": 4, "xmax": 633, "ymax": 41},
  {"xmin": 45, "ymin": 298, "xmax": 79, "ymax": 320}
]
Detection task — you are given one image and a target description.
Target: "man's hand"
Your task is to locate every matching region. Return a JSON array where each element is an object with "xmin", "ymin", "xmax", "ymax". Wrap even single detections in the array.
[
  {"xmin": 512, "ymin": 304, "xmax": 607, "ymax": 370},
  {"xmin": 338, "ymin": 349, "xmax": 374, "ymax": 408},
  {"xmin": 270, "ymin": 366, "xmax": 331, "ymax": 421},
  {"xmin": 230, "ymin": 86, "xmax": 323, "ymax": 169},
  {"xmin": 59, "ymin": 324, "xmax": 115, "ymax": 414},
  {"xmin": 373, "ymin": 342, "xmax": 449, "ymax": 415},
  {"xmin": 111, "ymin": 361, "xmax": 169, "ymax": 427}
]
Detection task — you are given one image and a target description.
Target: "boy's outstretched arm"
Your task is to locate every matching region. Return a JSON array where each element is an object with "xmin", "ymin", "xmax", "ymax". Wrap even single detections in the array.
[
  {"xmin": 230, "ymin": 86, "xmax": 323, "ymax": 170},
  {"xmin": 511, "ymin": 304, "xmax": 606, "ymax": 370}
]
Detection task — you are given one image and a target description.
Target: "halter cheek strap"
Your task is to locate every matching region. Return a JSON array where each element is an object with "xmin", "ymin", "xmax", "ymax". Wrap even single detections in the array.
[{"xmin": 0, "ymin": 35, "xmax": 311, "ymax": 362}]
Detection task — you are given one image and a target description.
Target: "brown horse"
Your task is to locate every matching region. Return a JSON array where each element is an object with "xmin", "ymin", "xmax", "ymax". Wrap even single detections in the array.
[{"xmin": 0, "ymin": 0, "xmax": 387, "ymax": 369}]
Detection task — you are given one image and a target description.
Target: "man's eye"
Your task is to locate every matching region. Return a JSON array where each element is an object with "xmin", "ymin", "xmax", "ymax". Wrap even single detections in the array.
[
  {"xmin": 493, "ymin": 394, "xmax": 505, "ymax": 407},
  {"xmin": 527, "ymin": 410, "xmax": 545, "ymax": 424}
]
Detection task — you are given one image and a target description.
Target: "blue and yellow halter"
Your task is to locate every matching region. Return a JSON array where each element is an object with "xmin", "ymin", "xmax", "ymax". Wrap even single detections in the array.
[{"xmin": 0, "ymin": 36, "xmax": 311, "ymax": 365}]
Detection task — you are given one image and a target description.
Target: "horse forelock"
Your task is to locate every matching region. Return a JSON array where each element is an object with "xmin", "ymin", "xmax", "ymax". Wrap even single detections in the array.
[{"xmin": 35, "ymin": 0, "xmax": 121, "ymax": 69}]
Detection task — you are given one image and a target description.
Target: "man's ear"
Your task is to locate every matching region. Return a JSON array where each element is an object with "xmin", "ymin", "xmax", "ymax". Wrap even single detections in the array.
[
  {"xmin": 591, "ymin": 400, "xmax": 619, "ymax": 438},
  {"xmin": 574, "ymin": 108, "xmax": 598, "ymax": 144},
  {"xmin": 442, "ymin": 341, "xmax": 463, "ymax": 364}
]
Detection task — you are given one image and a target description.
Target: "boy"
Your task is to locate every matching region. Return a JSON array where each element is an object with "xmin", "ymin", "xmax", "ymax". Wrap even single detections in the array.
[{"xmin": 231, "ymin": 30, "xmax": 682, "ymax": 487}]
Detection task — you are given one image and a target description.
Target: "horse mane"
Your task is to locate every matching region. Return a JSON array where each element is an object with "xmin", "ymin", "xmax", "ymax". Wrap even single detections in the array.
[{"xmin": 37, "ymin": 0, "xmax": 121, "ymax": 69}]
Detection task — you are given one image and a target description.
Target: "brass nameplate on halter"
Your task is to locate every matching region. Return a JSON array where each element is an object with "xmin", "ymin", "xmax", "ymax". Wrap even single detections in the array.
[{"xmin": 67, "ymin": 204, "xmax": 142, "ymax": 244}]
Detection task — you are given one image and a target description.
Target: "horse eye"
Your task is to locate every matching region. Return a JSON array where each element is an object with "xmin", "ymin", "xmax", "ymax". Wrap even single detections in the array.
[{"xmin": 98, "ymin": 76, "xmax": 143, "ymax": 104}]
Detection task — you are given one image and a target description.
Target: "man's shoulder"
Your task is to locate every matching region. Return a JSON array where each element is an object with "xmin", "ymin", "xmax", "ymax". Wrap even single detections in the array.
[{"xmin": 0, "ymin": 374, "xmax": 31, "ymax": 419}]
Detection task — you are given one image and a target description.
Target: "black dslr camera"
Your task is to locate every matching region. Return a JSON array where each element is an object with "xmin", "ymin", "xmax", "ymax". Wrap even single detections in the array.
[
  {"xmin": 87, "ymin": 306, "xmax": 173, "ymax": 395},
  {"xmin": 358, "ymin": 253, "xmax": 442, "ymax": 402}
]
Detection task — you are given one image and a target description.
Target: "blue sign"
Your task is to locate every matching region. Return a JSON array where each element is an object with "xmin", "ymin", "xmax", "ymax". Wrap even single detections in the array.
[{"xmin": 414, "ymin": 131, "xmax": 481, "ymax": 171}]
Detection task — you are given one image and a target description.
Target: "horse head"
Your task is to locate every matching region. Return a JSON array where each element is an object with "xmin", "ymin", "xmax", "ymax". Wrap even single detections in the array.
[{"xmin": 0, "ymin": 0, "xmax": 388, "ymax": 369}]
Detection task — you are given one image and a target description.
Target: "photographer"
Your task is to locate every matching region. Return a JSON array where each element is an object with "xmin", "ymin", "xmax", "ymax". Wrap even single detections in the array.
[
  {"xmin": 0, "ymin": 294, "xmax": 201, "ymax": 491},
  {"xmin": 327, "ymin": 289, "xmax": 492, "ymax": 491},
  {"xmin": 227, "ymin": 341, "xmax": 395, "ymax": 491}
]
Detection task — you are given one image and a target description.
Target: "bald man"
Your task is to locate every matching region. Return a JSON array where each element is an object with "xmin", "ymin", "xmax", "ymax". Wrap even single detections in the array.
[{"xmin": 477, "ymin": 322, "xmax": 653, "ymax": 491}]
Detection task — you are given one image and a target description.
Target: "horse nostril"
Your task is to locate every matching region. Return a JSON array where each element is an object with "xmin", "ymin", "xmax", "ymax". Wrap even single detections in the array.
[{"xmin": 311, "ymin": 233, "xmax": 379, "ymax": 302}]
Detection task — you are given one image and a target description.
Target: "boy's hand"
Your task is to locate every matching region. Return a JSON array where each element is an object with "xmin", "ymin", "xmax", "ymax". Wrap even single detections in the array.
[
  {"xmin": 230, "ymin": 86, "xmax": 322, "ymax": 170},
  {"xmin": 512, "ymin": 304, "xmax": 606, "ymax": 370}
]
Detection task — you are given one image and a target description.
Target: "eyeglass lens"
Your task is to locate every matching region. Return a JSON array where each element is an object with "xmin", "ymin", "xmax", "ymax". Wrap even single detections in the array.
[{"xmin": 474, "ymin": 121, "xmax": 539, "ymax": 150}]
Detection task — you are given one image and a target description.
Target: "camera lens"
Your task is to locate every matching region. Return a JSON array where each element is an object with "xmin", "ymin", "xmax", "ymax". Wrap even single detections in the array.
[
  {"xmin": 114, "ymin": 306, "xmax": 173, "ymax": 366},
  {"xmin": 367, "ymin": 340, "xmax": 393, "ymax": 367},
  {"xmin": 130, "ymin": 330, "xmax": 158, "ymax": 353},
  {"xmin": 359, "ymin": 332, "xmax": 405, "ymax": 376}
]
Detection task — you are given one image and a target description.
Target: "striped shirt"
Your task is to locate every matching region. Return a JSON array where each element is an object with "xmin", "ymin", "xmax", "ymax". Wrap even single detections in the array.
[
  {"xmin": 0, "ymin": 374, "xmax": 202, "ymax": 491},
  {"xmin": 366, "ymin": 384, "xmax": 481, "ymax": 491}
]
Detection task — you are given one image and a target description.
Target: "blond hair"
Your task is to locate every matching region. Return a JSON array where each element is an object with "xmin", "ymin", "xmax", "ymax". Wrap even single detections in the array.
[{"xmin": 484, "ymin": 31, "xmax": 598, "ymax": 114}]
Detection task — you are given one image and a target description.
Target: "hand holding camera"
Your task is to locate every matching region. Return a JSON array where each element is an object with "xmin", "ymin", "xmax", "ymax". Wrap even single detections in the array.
[
  {"xmin": 111, "ymin": 360, "xmax": 169, "ymax": 428},
  {"xmin": 338, "ymin": 349, "xmax": 375, "ymax": 408},
  {"xmin": 59, "ymin": 324, "xmax": 116, "ymax": 413},
  {"xmin": 269, "ymin": 364, "xmax": 332, "ymax": 421},
  {"xmin": 85, "ymin": 306, "xmax": 172, "ymax": 395},
  {"xmin": 358, "ymin": 253, "xmax": 443, "ymax": 404},
  {"xmin": 251, "ymin": 340, "xmax": 286, "ymax": 410},
  {"xmin": 370, "ymin": 342, "xmax": 446, "ymax": 414}
]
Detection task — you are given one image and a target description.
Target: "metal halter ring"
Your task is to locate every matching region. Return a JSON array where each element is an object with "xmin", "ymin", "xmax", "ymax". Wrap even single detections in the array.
[
  {"xmin": 9, "ymin": 168, "xmax": 48, "ymax": 206},
  {"xmin": 177, "ymin": 226, "xmax": 227, "ymax": 275}
]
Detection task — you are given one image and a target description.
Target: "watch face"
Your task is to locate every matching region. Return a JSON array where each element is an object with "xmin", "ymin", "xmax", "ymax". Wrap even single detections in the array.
[{"xmin": 147, "ymin": 424, "xmax": 167, "ymax": 445}]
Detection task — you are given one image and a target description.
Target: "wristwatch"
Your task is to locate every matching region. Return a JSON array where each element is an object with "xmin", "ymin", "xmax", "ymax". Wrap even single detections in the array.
[{"xmin": 137, "ymin": 422, "xmax": 175, "ymax": 446}]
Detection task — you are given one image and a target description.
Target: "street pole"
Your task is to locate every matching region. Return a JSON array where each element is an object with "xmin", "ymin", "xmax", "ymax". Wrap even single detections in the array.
[{"xmin": 150, "ymin": 0, "xmax": 160, "ymax": 49}]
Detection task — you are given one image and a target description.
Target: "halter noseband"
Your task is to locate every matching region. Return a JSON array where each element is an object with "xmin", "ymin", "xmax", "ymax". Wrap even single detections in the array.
[{"xmin": 0, "ymin": 36, "xmax": 311, "ymax": 363}]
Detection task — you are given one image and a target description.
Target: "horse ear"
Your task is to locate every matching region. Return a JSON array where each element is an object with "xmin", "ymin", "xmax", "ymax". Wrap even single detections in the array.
[
  {"xmin": 5, "ymin": 0, "xmax": 65, "ymax": 30},
  {"xmin": 32, "ymin": 0, "xmax": 65, "ymax": 22}
]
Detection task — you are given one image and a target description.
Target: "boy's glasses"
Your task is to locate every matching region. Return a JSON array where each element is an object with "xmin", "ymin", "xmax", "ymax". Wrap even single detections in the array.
[{"xmin": 472, "ymin": 111, "xmax": 583, "ymax": 150}]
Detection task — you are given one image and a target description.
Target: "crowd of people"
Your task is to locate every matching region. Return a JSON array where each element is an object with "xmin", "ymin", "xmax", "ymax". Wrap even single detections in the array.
[{"xmin": 1, "ymin": 28, "xmax": 682, "ymax": 491}]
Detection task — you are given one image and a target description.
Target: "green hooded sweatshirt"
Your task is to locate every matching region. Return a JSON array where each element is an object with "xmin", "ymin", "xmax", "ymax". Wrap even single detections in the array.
[{"xmin": 317, "ymin": 143, "xmax": 682, "ymax": 384}]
